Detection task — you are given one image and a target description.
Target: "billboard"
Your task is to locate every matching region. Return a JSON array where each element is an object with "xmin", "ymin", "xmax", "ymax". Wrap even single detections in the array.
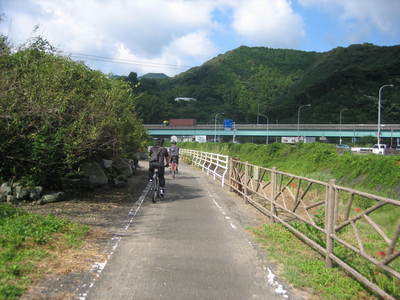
[
  {"xmin": 195, "ymin": 135, "xmax": 207, "ymax": 143},
  {"xmin": 281, "ymin": 136, "xmax": 316, "ymax": 144}
]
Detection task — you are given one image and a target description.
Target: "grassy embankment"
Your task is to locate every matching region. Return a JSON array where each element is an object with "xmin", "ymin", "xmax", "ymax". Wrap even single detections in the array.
[
  {"xmin": 0, "ymin": 204, "xmax": 88, "ymax": 299},
  {"xmin": 181, "ymin": 142, "xmax": 400, "ymax": 299},
  {"xmin": 180, "ymin": 142, "xmax": 400, "ymax": 198}
]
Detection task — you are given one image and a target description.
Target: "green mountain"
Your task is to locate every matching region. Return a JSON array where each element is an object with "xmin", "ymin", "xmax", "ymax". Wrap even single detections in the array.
[
  {"xmin": 277, "ymin": 44, "xmax": 400, "ymax": 123},
  {"xmin": 135, "ymin": 44, "xmax": 400, "ymax": 124},
  {"xmin": 140, "ymin": 73, "xmax": 169, "ymax": 79}
]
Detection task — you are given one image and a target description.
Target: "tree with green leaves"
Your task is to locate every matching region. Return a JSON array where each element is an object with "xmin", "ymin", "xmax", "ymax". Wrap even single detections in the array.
[{"xmin": 0, "ymin": 36, "xmax": 147, "ymax": 187}]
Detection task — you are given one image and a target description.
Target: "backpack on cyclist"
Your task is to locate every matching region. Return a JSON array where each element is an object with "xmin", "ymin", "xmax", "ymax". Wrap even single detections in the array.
[
  {"xmin": 170, "ymin": 145, "xmax": 179, "ymax": 156},
  {"xmin": 150, "ymin": 146, "xmax": 162, "ymax": 163}
]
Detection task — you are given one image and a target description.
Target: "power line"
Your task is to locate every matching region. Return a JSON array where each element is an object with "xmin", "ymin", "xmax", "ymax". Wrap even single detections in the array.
[
  {"xmin": 71, "ymin": 55, "xmax": 185, "ymax": 70},
  {"xmin": 68, "ymin": 52, "xmax": 192, "ymax": 68},
  {"xmin": 60, "ymin": 51, "xmax": 192, "ymax": 70}
]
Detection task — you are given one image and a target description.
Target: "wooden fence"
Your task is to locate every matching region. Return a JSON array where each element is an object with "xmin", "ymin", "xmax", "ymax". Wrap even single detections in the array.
[{"xmin": 181, "ymin": 149, "xmax": 400, "ymax": 300}]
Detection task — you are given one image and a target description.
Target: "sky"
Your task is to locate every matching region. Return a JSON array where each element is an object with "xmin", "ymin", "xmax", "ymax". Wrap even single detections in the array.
[{"xmin": 1, "ymin": 0, "xmax": 399, "ymax": 77}]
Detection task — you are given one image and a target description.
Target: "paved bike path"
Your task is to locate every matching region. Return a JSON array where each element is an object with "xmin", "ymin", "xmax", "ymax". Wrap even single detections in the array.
[{"xmin": 86, "ymin": 163, "xmax": 283, "ymax": 300}]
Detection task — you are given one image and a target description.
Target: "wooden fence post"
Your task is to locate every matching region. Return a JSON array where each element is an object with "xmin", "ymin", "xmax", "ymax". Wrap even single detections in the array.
[
  {"xmin": 334, "ymin": 187, "xmax": 340, "ymax": 226},
  {"xmin": 228, "ymin": 157, "xmax": 233, "ymax": 191},
  {"xmin": 244, "ymin": 161, "xmax": 249, "ymax": 202},
  {"xmin": 254, "ymin": 165, "xmax": 259, "ymax": 181},
  {"xmin": 271, "ymin": 167, "xmax": 277, "ymax": 222},
  {"xmin": 325, "ymin": 179, "xmax": 336, "ymax": 268}
]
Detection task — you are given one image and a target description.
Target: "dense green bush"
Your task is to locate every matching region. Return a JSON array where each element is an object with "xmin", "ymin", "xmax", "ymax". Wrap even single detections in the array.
[
  {"xmin": 181, "ymin": 142, "xmax": 400, "ymax": 198},
  {"xmin": 0, "ymin": 36, "xmax": 147, "ymax": 186}
]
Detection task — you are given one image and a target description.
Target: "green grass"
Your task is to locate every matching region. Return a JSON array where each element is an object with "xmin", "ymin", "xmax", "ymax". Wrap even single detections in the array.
[
  {"xmin": 252, "ymin": 224, "xmax": 375, "ymax": 300},
  {"xmin": 0, "ymin": 204, "xmax": 89, "ymax": 299},
  {"xmin": 182, "ymin": 142, "xmax": 400, "ymax": 298},
  {"xmin": 291, "ymin": 219, "xmax": 400, "ymax": 299},
  {"xmin": 180, "ymin": 142, "xmax": 400, "ymax": 199}
]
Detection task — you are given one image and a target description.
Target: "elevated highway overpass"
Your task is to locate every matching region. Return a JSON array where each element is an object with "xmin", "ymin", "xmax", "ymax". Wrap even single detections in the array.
[{"xmin": 144, "ymin": 124, "xmax": 400, "ymax": 139}]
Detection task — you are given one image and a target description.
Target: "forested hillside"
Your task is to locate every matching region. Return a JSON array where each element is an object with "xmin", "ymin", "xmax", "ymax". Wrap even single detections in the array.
[
  {"xmin": 139, "ymin": 73, "xmax": 169, "ymax": 79},
  {"xmin": 132, "ymin": 44, "xmax": 400, "ymax": 124},
  {"xmin": 276, "ymin": 44, "xmax": 400, "ymax": 123}
]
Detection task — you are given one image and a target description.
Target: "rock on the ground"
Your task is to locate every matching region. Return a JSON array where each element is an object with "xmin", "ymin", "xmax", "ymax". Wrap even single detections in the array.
[
  {"xmin": 37, "ymin": 192, "xmax": 65, "ymax": 205},
  {"xmin": 113, "ymin": 158, "xmax": 133, "ymax": 178},
  {"xmin": 1, "ymin": 182, "xmax": 12, "ymax": 195},
  {"xmin": 81, "ymin": 162, "xmax": 109, "ymax": 186},
  {"xmin": 103, "ymin": 159, "xmax": 113, "ymax": 169},
  {"xmin": 15, "ymin": 185, "xmax": 30, "ymax": 200},
  {"xmin": 6, "ymin": 195, "xmax": 15, "ymax": 203},
  {"xmin": 29, "ymin": 186, "xmax": 43, "ymax": 200}
]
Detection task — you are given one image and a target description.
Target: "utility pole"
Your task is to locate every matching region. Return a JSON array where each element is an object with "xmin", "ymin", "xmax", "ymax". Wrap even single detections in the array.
[
  {"xmin": 377, "ymin": 84, "xmax": 394, "ymax": 146},
  {"xmin": 232, "ymin": 122, "xmax": 236, "ymax": 143},
  {"xmin": 297, "ymin": 104, "xmax": 311, "ymax": 142},
  {"xmin": 339, "ymin": 108, "xmax": 347, "ymax": 144}
]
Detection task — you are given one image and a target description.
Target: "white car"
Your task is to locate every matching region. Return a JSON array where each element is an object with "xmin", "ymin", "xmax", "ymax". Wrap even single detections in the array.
[{"xmin": 372, "ymin": 144, "xmax": 387, "ymax": 155}]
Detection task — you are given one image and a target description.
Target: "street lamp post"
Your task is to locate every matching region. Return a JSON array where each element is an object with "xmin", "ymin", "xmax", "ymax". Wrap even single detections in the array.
[
  {"xmin": 214, "ymin": 113, "xmax": 223, "ymax": 142},
  {"xmin": 377, "ymin": 84, "xmax": 394, "ymax": 146},
  {"xmin": 297, "ymin": 104, "xmax": 311, "ymax": 142},
  {"xmin": 259, "ymin": 113, "xmax": 269, "ymax": 144},
  {"xmin": 257, "ymin": 103, "xmax": 259, "ymax": 125},
  {"xmin": 232, "ymin": 122, "xmax": 236, "ymax": 143},
  {"xmin": 339, "ymin": 108, "xmax": 347, "ymax": 144}
]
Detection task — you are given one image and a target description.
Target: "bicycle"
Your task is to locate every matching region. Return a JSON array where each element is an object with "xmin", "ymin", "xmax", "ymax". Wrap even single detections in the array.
[
  {"xmin": 170, "ymin": 156, "xmax": 178, "ymax": 179},
  {"xmin": 151, "ymin": 168, "xmax": 161, "ymax": 203}
]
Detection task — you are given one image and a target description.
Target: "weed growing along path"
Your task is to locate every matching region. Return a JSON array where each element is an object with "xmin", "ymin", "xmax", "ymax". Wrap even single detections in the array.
[
  {"xmin": 0, "ymin": 204, "xmax": 88, "ymax": 299},
  {"xmin": 251, "ymin": 224, "xmax": 375, "ymax": 300}
]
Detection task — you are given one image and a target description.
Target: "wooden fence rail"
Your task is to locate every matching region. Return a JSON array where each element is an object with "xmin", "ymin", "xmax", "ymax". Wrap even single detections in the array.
[{"xmin": 181, "ymin": 149, "xmax": 400, "ymax": 300}]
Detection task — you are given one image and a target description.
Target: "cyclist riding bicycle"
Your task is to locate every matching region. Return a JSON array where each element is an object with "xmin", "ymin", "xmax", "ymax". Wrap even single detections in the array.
[
  {"xmin": 148, "ymin": 138, "xmax": 169, "ymax": 196},
  {"xmin": 169, "ymin": 141, "xmax": 180, "ymax": 172}
]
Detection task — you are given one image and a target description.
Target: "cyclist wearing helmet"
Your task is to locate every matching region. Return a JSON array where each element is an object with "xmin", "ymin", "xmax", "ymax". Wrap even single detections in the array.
[
  {"xmin": 169, "ymin": 141, "xmax": 180, "ymax": 172},
  {"xmin": 148, "ymin": 138, "xmax": 169, "ymax": 196}
]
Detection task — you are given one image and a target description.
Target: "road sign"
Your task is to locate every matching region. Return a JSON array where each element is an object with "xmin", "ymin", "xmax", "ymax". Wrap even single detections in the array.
[{"xmin": 224, "ymin": 119, "xmax": 233, "ymax": 130}]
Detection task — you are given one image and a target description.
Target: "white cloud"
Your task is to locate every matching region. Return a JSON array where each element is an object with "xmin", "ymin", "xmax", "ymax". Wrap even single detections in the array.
[
  {"xmin": 230, "ymin": 0, "xmax": 305, "ymax": 48},
  {"xmin": 3, "ymin": 0, "xmax": 396, "ymax": 76},
  {"xmin": 0, "ymin": 0, "xmax": 220, "ymax": 75},
  {"xmin": 112, "ymin": 31, "xmax": 217, "ymax": 76},
  {"xmin": 26, "ymin": 0, "xmax": 215, "ymax": 54},
  {"xmin": 299, "ymin": 0, "xmax": 400, "ymax": 36},
  {"xmin": 0, "ymin": 0, "xmax": 307, "ymax": 75},
  {"xmin": 113, "ymin": 43, "xmax": 181, "ymax": 76},
  {"xmin": 168, "ymin": 31, "xmax": 216, "ymax": 58}
]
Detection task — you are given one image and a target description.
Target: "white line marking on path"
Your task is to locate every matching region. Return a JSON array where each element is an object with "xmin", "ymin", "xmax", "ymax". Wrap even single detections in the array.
[
  {"xmin": 208, "ymin": 190, "xmax": 237, "ymax": 231},
  {"xmin": 77, "ymin": 183, "xmax": 151, "ymax": 300},
  {"xmin": 266, "ymin": 267, "xmax": 289, "ymax": 299},
  {"xmin": 197, "ymin": 167, "xmax": 289, "ymax": 299},
  {"xmin": 230, "ymin": 223, "xmax": 237, "ymax": 230},
  {"xmin": 207, "ymin": 186, "xmax": 288, "ymax": 298}
]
